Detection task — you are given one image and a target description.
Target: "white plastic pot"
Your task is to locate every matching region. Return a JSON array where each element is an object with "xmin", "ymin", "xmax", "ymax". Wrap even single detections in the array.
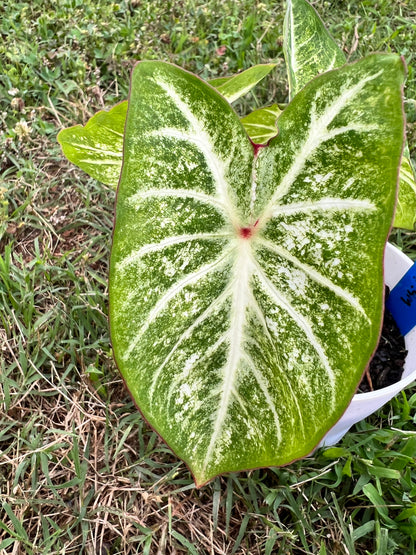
[{"xmin": 320, "ymin": 242, "xmax": 416, "ymax": 446}]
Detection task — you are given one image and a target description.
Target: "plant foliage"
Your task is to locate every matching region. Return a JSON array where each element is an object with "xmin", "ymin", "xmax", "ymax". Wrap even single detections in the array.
[{"xmin": 109, "ymin": 56, "xmax": 405, "ymax": 485}]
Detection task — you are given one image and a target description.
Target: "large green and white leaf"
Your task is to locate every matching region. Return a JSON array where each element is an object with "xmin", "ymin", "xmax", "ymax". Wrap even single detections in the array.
[
  {"xmin": 241, "ymin": 104, "xmax": 282, "ymax": 145},
  {"xmin": 284, "ymin": 0, "xmax": 346, "ymax": 99},
  {"xmin": 58, "ymin": 65, "xmax": 276, "ymax": 188},
  {"xmin": 110, "ymin": 56, "xmax": 404, "ymax": 486},
  {"xmin": 57, "ymin": 101, "xmax": 128, "ymax": 187},
  {"xmin": 395, "ymin": 147, "xmax": 416, "ymax": 229}
]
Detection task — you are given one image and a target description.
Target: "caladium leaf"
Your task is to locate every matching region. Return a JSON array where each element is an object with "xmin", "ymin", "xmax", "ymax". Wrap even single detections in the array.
[
  {"xmin": 207, "ymin": 76, "xmax": 232, "ymax": 88},
  {"xmin": 395, "ymin": 148, "xmax": 416, "ymax": 230},
  {"xmin": 241, "ymin": 104, "xmax": 282, "ymax": 145},
  {"xmin": 57, "ymin": 101, "xmax": 128, "ymax": 187},
  {"xmin": 213, "ymin": 64, "xmax": 277, "ymax": 103},
  {"xmin": 283, "ymin": 0, "xmax": 416, "ymax": 231},
  {"xmin": 284, "ymin": 0, "xmax": 346, "ymax": 100},
  {"xmin": 58, "ymin": 65, "xmax": 276, "ymax": 188},
  {"xmin": 110, "ymin": 55, "xmax": 404, "ymax": 486}
]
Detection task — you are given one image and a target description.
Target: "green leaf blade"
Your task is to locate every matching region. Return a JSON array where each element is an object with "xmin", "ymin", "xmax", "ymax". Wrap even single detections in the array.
[
  {"xmin": 110, "ymin": 62, "xmax": 255, "ymax": 485},
  {"xmin": 284, "ymin": 0, "xmax": 346, "ymax": 99},
  {"xmin": 253, "ymin": 54, "xmax": 405, "ymax": 461},
  {"xmin": 57, "ymin": 101, "xmax": 127, "ymax": 188},
  {"xmin": 241, "ymin": 104, "xmax": 282, "ymax": 145},
  {"xmin": 214, "ymin": 64, "xmax": 277, "ymax": 103},
  {"xmin": 394, "ymin": 152, "xmax": 416, "ymax": 229},
  {"xmin": 110, "ymin": 56, "xmax": 405, "ymax": 486}
]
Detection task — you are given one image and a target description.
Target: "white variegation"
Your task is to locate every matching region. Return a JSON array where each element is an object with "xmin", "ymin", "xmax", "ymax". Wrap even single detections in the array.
[
  {"xmin": 149, "ymin": 282, "xmax": 234, "ymax": 400},
  {"xmin": 122, "ymin": 247, "xmax": 234, "ymax": 361},
  {"xmin": 283, "ymin": 0, "xmax": 416, "ymax": 231},
  {"xmin": 110, "ymin": 56, "xmax": 405, "ymax": 485},
  {"xmin": 117, "ymin": 232, "xmax": 232, "ymax": 272},
  {"xmin": 273, "ymin": 198, "xmax": 375, "ymax": 215},
  {"xmin": 260, "ymin": 71, "xmax": 383, "ymax": 225},
  {"xmin": 128, "ymin": 188, "xmax": 229, "ymax": 214},
  {"xmin": 284, "ymin": 0, "xmax": 346, "ymax": 99},
  {"xmin": 151, "ymin": 79, "xmax": 240, "ymax": 227},
  {"xmin": 256, "ymin": 238, "xmax": 368, "ymax": 319},
  {"xmin": 250, "ymin": 255, "xmax": 336, "ymax": 391}
]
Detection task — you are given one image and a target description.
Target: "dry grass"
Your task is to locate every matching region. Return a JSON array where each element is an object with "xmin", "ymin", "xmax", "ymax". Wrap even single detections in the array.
[{"xmin": 0, "ymin": 362, "xmax": 290, "ymax": 554}]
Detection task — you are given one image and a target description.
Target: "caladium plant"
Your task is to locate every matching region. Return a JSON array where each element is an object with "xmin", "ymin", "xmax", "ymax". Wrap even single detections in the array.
[
  {"xmin": 110, "ymin": 55, "xmax": 405, "ymax": 485},
  {"xmin": 58, "ymin": 0, "xmax": 411, "ymax": 485}
]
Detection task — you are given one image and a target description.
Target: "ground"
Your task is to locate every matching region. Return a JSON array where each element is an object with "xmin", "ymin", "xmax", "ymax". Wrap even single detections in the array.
[{"xmin": 1, "ymin": 0, "xmax": 416, "ymax": 553}]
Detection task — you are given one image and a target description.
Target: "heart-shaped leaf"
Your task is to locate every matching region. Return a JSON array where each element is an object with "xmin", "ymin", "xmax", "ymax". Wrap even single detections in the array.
[{"xmin": 110, "ymin": 55, "xmax": 404, "ymax": 486}]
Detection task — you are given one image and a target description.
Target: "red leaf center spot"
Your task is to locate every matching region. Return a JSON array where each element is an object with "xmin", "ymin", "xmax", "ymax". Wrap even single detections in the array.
[{"xmin": 239, "ymin": 227, "xmax": 253, "ymax": 239}]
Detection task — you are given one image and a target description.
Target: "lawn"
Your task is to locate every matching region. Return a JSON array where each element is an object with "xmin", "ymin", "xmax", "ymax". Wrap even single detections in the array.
[{"xmin": 1, "ymin": 0, "xmax": 416, "ymax": 553}]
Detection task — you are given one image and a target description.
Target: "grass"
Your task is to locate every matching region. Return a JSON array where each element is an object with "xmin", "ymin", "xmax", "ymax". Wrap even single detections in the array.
[{"xmin": 1, "ymin": 0, "xmax": 416, "ymax": 553}]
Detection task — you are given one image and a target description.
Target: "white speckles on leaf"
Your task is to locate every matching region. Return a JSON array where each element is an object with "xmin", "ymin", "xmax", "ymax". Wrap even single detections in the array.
[{"xmin": 110, "ymin": 56, "xmax": 405, "ymax": 485}]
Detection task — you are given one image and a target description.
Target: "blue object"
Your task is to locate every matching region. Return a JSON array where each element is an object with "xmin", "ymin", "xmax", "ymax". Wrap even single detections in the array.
[{"xmin": 386, "ymin": 261, "xmax": 416, "ymax": 336}]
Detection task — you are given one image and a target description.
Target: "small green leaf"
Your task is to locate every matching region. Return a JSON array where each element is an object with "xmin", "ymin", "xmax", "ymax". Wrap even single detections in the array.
[
  {"xmin": 363, "ymin": 484, "xmax": 396, "ymax": 526},
  {"xmin": 394, "ymin": 150, "xmax": 416, "ymax": 230},
  {"xmin": 170, "ymin": 530, "xmax": 199, "ymax": 554},
  {"xmin": 395, "ymin": 505, "xmax": 416, "ymax": 522},
  {"xmin": 241, "ymin": 104, "xmax": 281, "ymax": 145},
  {"xmin": 351, "ymin": 520, "xmax": 375, "ymax": 542},
  {"xmin": 375, "ymin": 523, "xmax": 390, "ymax": 555},
  {"xmin": 0, "ymin": 539, "xmax": 16, "ymax": 550},
  {"xmin": 362, "ymin": 462, "xmax": 401, "ymax": 480},
  {"xmin": 57, "ymin": 101, "xmax": 127, "ymax": 187},
  {"xmin": 208, "ymin": 76, "xmax": 232, "ymax": 88},
  {"xmin": 284, "ymin": 0, "xmax": 346, "ymax": 99},
  {"xmin": 110, "ymin": 55, "xmax": 405, "ymax": 485},
  {"xmin": 323, "ymin": 447, "xmax": 349, "ymax": 459},
  {"xmin": 2, "ymin": 502, "xmax": 29, "ymax": 540},
  {"xmin": 342, "ymin": 457, "xmax": 352, "ymax": 477},
  {"xmin": 214, "ymin": 64, "xmax": 277, "ymax": 103}
]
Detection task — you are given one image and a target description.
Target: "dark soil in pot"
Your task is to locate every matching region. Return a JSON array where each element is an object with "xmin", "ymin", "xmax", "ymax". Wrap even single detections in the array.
[{"xmin": 359, "ymin": 287, "xmax": 407, "ymax": 393}]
